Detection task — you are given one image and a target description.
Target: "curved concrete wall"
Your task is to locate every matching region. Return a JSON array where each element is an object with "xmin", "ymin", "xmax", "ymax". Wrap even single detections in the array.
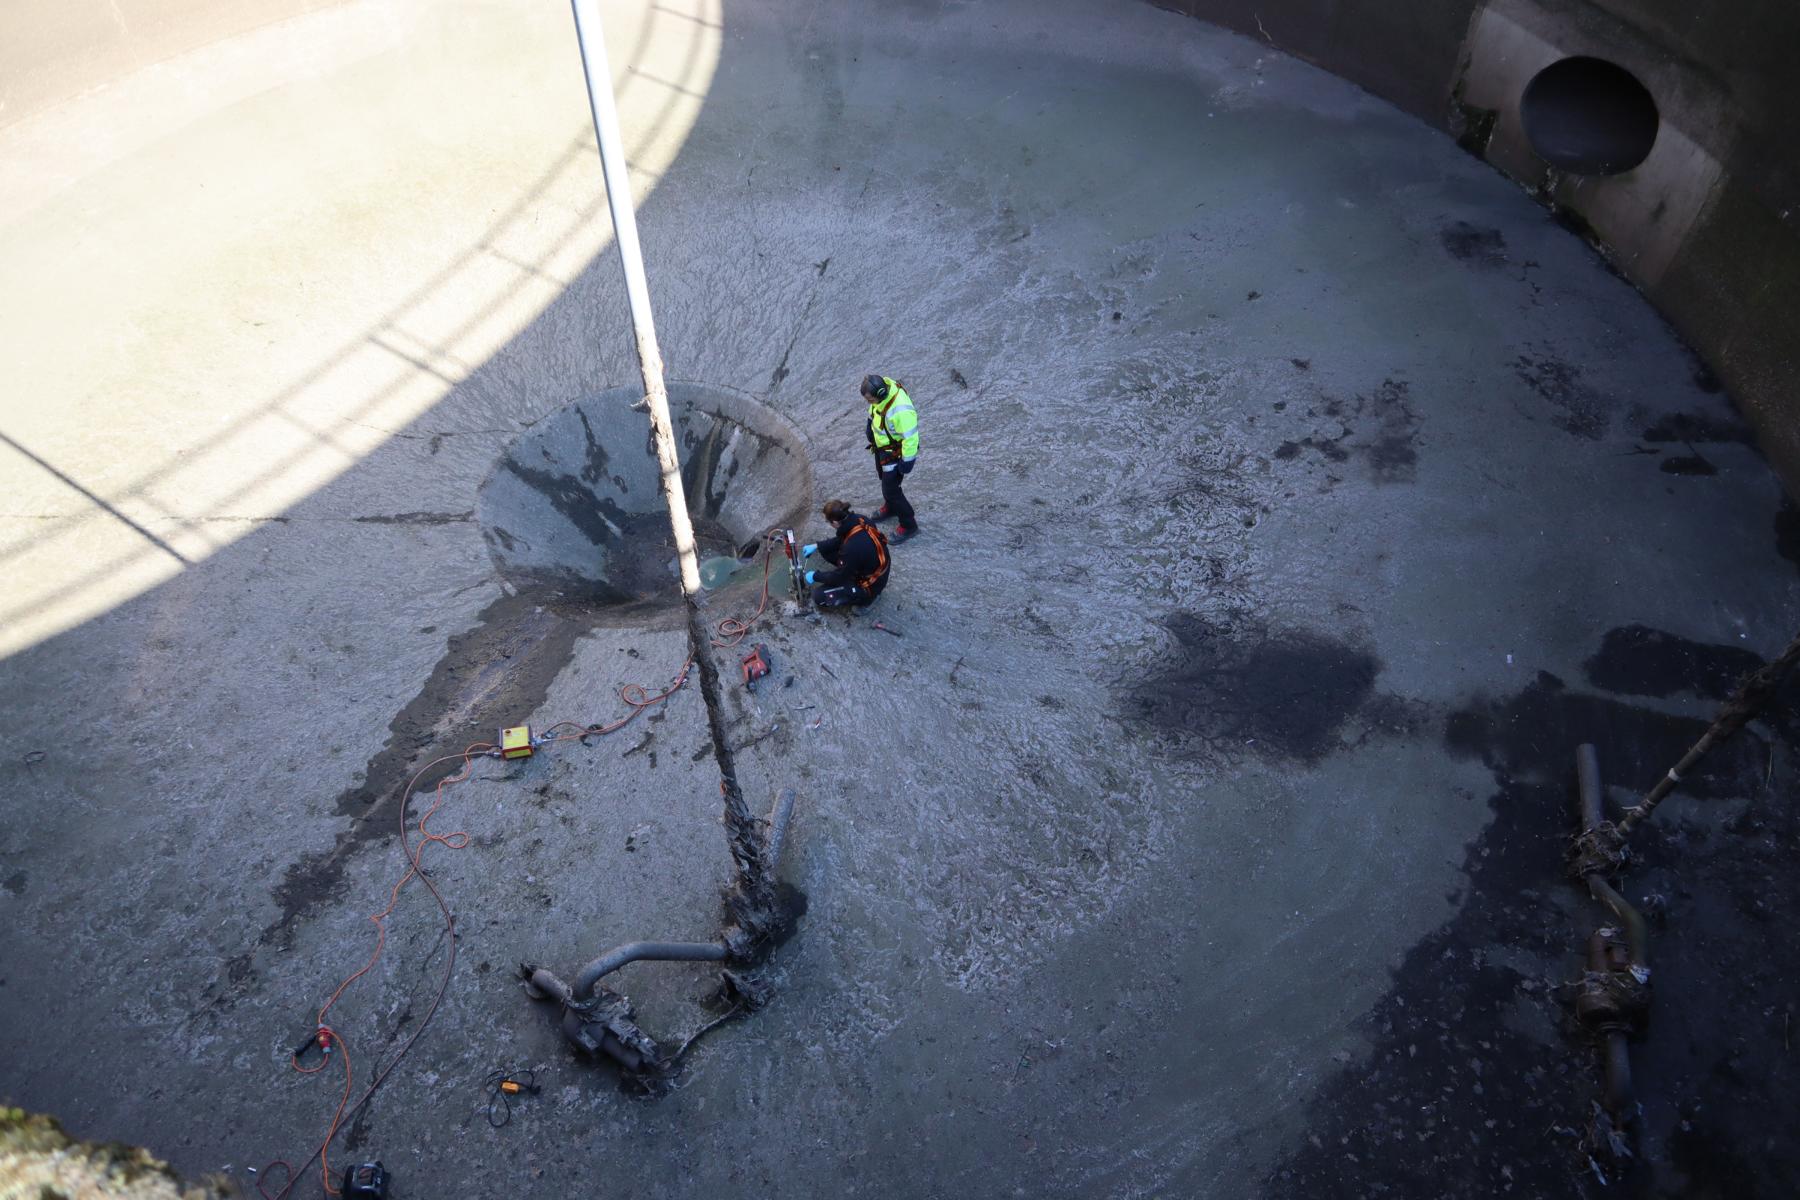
[
  {"xmin": 0, "ymin": 0, "xmax": 339, "ymax": 128},
  {"xmin": 1155, "ymin": 0, "xmax": 1800, "ymax": 494},
  {"xmin": 9, "ymin": 0, "xmax": 1796, "ymax": 489}
]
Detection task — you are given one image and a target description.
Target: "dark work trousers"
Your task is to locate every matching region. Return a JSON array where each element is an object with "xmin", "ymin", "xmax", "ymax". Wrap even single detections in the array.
[
  {"xmin": 810, "ymin": 539, "xmax": 888, "ymax": 601},
  {"xmin": 811, "ymin": 581, "xmax": 872, "ymax": 607},
  {"xmin": 876, "ymin": 456, "xmax": 917, "ymax": 530}
]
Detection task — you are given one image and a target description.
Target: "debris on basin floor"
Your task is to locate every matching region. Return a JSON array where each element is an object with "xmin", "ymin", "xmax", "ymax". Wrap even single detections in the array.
[
  {"xmin": 5, "ymin": 0, "xmax": 1800, "ymax": 1195},
  {"xmin": 521, "ymin": 789, "xmax": 801, "ymax": 1085}
]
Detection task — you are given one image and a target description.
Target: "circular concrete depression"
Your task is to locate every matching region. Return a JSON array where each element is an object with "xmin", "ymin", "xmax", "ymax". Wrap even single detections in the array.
[
  {"xmin": 1520, "ymin": 56, "xmax": 1660, "ymax": 175},
  {"xmin": 477, "ymin": 383, "xmax": 814, "ymax": 614}
]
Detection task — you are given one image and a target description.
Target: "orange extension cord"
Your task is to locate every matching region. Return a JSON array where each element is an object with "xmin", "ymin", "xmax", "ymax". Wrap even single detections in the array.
[{"xmin": 259, "ymin": 533, "xmax": 787, "ymax": 1198}]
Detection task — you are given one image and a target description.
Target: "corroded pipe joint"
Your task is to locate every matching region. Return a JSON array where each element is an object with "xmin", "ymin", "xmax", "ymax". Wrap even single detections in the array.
[
  {"xmin": 1573, "ymin": 932, "xmax": 1651, "ymax": 1034},
  {"xmin": 1573, "ymin": 971, "xmax": 1625, "ymax": 1030},
  {"xmin": 720, "ymin": 924, "xmax": 757, "ymax": 962},
  {"xmin": 1569, "ymin": 744, "xmax": 1627, "ymax": 881},
  {"xmin": 1566, "ymin": 823, "xmax": 1627, "ymax": 881}
]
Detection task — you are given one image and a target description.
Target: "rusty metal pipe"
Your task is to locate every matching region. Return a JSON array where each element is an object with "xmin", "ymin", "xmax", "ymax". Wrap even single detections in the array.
[
  {"xmin": 1576, "ymin": 742, "xmax": 1604, "ymax": 833},
  {"xmin": 572, "ymin": 941, "xmax": 727, "ymax": 999},
  {"xmin": 1588, "ymin": 876, "xmax": 1648, "ymax": 967},
  {"xmin": 528, "ymin": 967, "xmax": 572, "ymax": 1004},
  {"xmin": 1575, "ymin": 744, "xmax": 1648, "ymax": 967},
  {"xmin": 1585, "ymin": 931, "xmax": 1635, "ymax": 1113},
  {"xmin": 1602, "ymin": 1032, "xmax": 1633, "ymax": 1114},
  {"xmin": 1617, "ymin": 629, "xmax": 1800, "ymax": 837},
  {"xmin": 764, "ymin": 787, "xmax": 797, "ymax": 876},
  {"xmin": 1573, "ymin": 746, "xmax": 1652, "ymax": 1124}
]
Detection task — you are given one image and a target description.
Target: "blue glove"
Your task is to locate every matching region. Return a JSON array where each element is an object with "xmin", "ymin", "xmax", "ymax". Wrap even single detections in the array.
[
  {"xmin": 881, "ymin": 462, "xmax": 896, "ymax": 473},
  {"xmin": 804, "ymin": 570, "xmax": 818, "ymax": 586},
  {"xmin": 801, "ymin": 543, "xmax": 818, "ymax": 559}
]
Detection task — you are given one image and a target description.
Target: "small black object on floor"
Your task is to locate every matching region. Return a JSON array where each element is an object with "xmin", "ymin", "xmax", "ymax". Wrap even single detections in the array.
[{"xmin": 341, "ymin": 1162, "xmax": 388, "ymax": 1199}]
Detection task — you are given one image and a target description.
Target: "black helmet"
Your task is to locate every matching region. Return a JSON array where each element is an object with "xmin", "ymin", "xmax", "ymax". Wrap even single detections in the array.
[{"xmin": 861, "ymin": 374, "xmax": 888, "ymax": 400}]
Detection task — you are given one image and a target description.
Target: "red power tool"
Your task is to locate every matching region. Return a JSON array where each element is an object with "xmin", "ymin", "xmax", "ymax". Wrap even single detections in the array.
[{"xmin": 741, "ymin": 643, "xmax": 771, "ymax": 690}]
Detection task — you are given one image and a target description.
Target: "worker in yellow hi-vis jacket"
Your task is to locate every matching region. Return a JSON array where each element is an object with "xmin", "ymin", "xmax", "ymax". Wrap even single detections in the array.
[{"xmin": 861, "ymin": 373, "xmax": 921, "ymax": 543}]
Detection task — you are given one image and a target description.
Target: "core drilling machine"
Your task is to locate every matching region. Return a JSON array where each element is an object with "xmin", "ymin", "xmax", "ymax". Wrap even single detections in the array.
[{"xmin": 778, "ymin": 528, "xmax": 809, "ymax": 608}]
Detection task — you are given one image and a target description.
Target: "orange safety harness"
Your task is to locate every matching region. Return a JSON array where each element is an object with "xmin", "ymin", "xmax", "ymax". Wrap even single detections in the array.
[{"xmin": 844, "ymin": 515, "xmax": 889, "ymax": 592}]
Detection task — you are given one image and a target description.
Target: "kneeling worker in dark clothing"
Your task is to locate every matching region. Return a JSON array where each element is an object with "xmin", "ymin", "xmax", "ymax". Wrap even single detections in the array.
[{"xmin": 799, "ymin": 499, "xmax": 890, "ymax": 608}]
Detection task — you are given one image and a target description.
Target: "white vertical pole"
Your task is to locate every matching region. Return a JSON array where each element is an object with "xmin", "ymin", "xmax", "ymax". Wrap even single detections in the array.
[{"xmin": 569, "ymin": 0, "xmax": 702, "ymax": 598}]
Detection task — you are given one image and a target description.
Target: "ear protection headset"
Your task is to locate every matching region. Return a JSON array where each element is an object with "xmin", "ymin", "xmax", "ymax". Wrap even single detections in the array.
[{"xmin": 862, "ymin": 374, "xmax": 888, "ymax": 401}]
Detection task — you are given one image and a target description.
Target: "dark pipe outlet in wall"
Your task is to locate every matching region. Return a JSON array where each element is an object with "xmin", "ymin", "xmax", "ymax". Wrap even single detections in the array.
[{"xmin": 1521, "ymin": 56, "xmax": 1660, "ymax": 175}]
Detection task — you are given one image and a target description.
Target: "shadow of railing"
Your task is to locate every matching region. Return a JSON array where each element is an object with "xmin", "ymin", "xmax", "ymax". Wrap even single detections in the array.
[{"xmin": 0, "ymin": 0, "xmax": 720, "ymax": 653}]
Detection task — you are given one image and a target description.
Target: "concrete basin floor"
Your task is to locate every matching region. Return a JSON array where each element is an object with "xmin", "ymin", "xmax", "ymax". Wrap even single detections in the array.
[{"xmin": 1, "ymin": 0, "xmax": 1795, "ymax": 1195}]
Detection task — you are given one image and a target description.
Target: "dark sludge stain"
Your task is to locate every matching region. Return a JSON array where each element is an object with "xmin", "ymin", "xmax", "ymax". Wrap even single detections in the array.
[
  {"xmin": 1365, "ymin": 433, "xmax": 1417, "ymax": 477},
  {"xmin": 1260, "ymin": 778, "xmax": 1584, "ymax": 1199},
  {"xmin": 681, "ymin": 414, "xmax": 776, "ymax": 522},
  {"xmin": 1513, "ymin": 353, "xmax": 1610, "ymax": 440},
  {"xmin": 1123, "ymin": 613, "xmax": 1379, "ymax": 764},
  {"xmin": 1660, "ymin": 455, "xmax": 1718, "ymax": 476},
  {"xmin": 760, "ymin": 881, "xmax": 809, "ymax": 957},
  {"xmin": 688, "ymin": 883, "xmax": 810, "ymax": 1029},
  {"xmin": 1273, "ymin": 436, "xmax": 1347, "ymax": 463},
  {"xmin": 1266, "ymin": 668, "xmax": 1788, "ymax": 1197},
  {"xmin": 1627, "ymin": 789, "xmax": 1800, "ymax": 1195},
  {"xmin": 1640, "ymin": 412, "xmax": 1751, "ymax": 446},
  {"xmin": 502, "ymin": 454, "xmax": 624, "ymax": 547},
  {"xmin": 1440, "ymin": 220, "xmax": 1508, "ymax": 266},
  {"xmin": 574, "ymin": 406, "xmax": 611, "ymax": 485},
  {"xmin": 1444, "ymin": 670, "xmax": 1762, "ymax": 795},
  {"xmin": 259, "ymin": 593, "xmax": 601, "ymax": 957},
  {"xmin": 1584, "ymin": 626, "xmax": 1765, "ymax": 702},
  {"xmin": 1272, "ymin": 380, "xmax": 1418, "ymax": 483},
  {"xmin": 495, "ymin": 442, "xmax": 742, "ymax": 607},
  {"xmin": 1362, "ymin": 379, "xmax": 1419, "ymax": 482}
]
